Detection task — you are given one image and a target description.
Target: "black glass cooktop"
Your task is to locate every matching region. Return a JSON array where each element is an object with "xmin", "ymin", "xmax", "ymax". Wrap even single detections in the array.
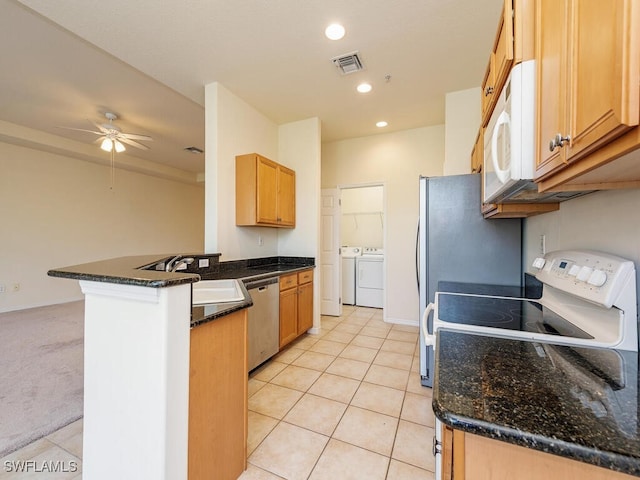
[{"xmin": 437, "ymin": 294, "xmax": 594, "ymax": 340}]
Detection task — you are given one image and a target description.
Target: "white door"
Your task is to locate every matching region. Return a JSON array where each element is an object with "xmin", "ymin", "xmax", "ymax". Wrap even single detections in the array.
[{"xmin": 320, "ymin": 189, "xmax": 342, "ymax": 316}]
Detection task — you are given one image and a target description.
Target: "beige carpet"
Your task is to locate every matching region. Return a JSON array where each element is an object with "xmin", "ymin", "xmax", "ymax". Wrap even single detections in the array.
[{"xmin": 0, "ymin": 301, "xmax": 84, "ymax": 458}]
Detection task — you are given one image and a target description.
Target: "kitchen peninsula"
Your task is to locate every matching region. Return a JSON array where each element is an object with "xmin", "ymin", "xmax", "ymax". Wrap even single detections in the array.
[
  {"xmin": 48, "ymin": 253, "xmax": 314, "ymax": 480},
  {"xmin": 433, "ymin": 330, "xmax": 640, "ymax": 479}
]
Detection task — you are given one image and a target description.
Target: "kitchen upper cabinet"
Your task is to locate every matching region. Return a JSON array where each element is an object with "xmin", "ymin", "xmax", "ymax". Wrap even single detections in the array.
[
  {"xmin": 440, "ymin": 424, "xmax": 637, "ymax": 479},
  {"xmin": 481, "ymin": 0, "xmax": 514, "ymax": 126},
  {"xmin": 277, "ymin": 165, "xmax": 295, "ymax": 226},
  {"xmin": 535, "ymin": 0, "xmax": 640, "ymax": 181},
  {"xmin": 236, "ymin": 153, "xmax": 296, "ymax": 228},
  {"xmin": 470, "ymin": 129, "xmax": 483, "ymax": 174},
  {"xmin": 279, "ymin": 269, "xmax": 314, "ymax": 349}
]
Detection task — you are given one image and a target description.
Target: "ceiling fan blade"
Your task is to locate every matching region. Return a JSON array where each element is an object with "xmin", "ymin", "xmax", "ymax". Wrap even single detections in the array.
[
  {"xmin": 120, "ymin": 132, "xmax": 153, "ymax": 141},
  {"xmin": 89, "ymin": 120, "xmax": 111, "ymax": 134},
  {"xmin": 56, "ymin": 126, "xmax": 103, "ymax": 135},
  {"xmin": 118, "ymin": 136, "xmax": 150, "ymax": 151}
]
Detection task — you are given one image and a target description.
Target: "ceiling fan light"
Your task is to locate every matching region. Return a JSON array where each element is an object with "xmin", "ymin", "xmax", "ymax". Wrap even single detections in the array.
[
  {"xmin": 114, "ymin": 140, "xmax": 126, "ymax": 153},
  {"xmin": 100, "ymin": 137, "xmax": 113, "ymax": 152}
]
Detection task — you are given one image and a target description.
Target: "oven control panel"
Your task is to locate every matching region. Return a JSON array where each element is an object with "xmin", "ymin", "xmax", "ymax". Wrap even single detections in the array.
[{"xmin": 532, "ymin": 250, "xmax": 635, "ymax": 308}]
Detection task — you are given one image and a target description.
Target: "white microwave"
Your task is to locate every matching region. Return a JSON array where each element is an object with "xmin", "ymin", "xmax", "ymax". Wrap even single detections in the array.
[{"xmin": 483, "ymin": 60, "xmax": 536, "ymax": 203}]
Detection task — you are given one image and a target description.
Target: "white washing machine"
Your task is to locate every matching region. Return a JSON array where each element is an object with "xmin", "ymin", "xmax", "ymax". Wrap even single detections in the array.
[
  {"xmin": 356, "ymin": 247, "xmax": 384, "ymax": 308},
  {"xmin": 341, "ymin": 246, "xmax": 361, "ymax": 305}
]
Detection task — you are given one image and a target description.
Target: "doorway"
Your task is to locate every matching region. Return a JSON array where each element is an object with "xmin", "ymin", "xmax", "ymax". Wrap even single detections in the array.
[
  {"xmin": 341, "ymin": 184, "xmax": 385, "ymax": 311},
  {"xmin": 320, "ymin": 184, "xmax": 386, "ymax": 317}
]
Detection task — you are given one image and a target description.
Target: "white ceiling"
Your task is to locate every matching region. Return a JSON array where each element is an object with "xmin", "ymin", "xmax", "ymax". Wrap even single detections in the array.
[{"xmin": 2, "ymin": 0, "xmax": 502, "ymax": 174}]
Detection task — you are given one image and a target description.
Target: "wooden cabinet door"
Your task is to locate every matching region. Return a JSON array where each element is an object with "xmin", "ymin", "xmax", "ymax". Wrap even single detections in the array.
[
  {"xmin": 471, "ymin": 129, "xmax": 484, "ymax": 174},
  {"xmin": 535, "ymin": 0, "xmax": 569, "ymax": 178},
  {"xmin": 536, "ymin": 0, "xmax": 640, "ymax": 180},
  {"xmin": 297, "ymin": 281, "xmax": 313, "ymax": 334},
  {"xmin": 565, "ymin": 0, "xmax": 639, "ymax": 161},
  {"xmin": 279, "ymin": 287, "xmax": 298, "ymax": 348},
  {"xmin": 256, "ymin": 156, "xmax": 278, "ymax": 224},
  {"xmin": 189, "ymin": 310, "xmax": 247, "ymax": 480},
  {"xmin": 493, "ymin": 0, "xmax": 514, "ymax": 96},
  {"xmin": 481, "ymin": 1, "xmax": 515, "ymax": 126},
  {"xmin": 277, "ymin": 166, "xmax": 296, "ymax": 226}
]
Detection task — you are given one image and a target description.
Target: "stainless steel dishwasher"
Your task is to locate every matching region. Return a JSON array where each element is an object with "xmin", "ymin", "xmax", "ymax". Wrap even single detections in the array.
[{"xmin": 245, "ymin": 277, "xmax": 280, "ymax": 371}]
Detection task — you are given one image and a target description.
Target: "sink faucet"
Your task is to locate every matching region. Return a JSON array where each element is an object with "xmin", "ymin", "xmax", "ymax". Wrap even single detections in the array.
[{"xmin": 165, "ymin": 256, "xmax": 195, "ymax": 272}]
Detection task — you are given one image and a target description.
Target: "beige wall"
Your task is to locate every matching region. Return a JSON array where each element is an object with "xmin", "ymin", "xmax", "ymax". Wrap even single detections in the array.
[
  {"xmin": 0, "ymin": 141, "xmax": 204, "ymax": 313},
  {"xmin": 204, "ymin": 83, "xmax": 322, "ymax": 260},
  {"xmin": 204, "ymin": 84, "xmax": 322, "ymax": 327},
  {"xmin": 204, "ymin": 82, "xmax": 279, "ymax": 259},
  {"xmin": 444, "ymin": 87, "xmax": 480, "ymax": 176},
  {"xmin": 277, "ymin": 118, "xmax": 322, "ymax": 258},
  {"xmin": 523, "ymin": 188, "xmax": 640, "ymax": 300},
  {"xmin": 322, "ymin": 125, "xmax": 445, "ymax": 324}
]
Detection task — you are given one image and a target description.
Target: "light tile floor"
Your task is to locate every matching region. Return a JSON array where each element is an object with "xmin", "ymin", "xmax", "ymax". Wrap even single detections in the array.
[
  {"xmin": 0, "ymin": 420, "xmax": 83, "ymax": 479},
  {"xmin": 241, "ymin": 306, "xmax": 436, "ymax": 480},
  {"xmin": 0, "ymin": 306, "xmax": 435, "ymax": 479}
]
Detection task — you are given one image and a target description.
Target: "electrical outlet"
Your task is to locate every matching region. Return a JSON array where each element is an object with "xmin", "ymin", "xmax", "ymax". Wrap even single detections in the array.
[
  {"xmin": 258, "ymin": 236, "xmax": 264, "ymax": 246},
  {"xmin": 540, "ymin": 234, "xmax": 546, "ymax": 255},
  {"xmin": 12, "ymin": 283, "xmax": 20, "ymax": 292},
  {"xmin": 199, "ymin": 258, "xmax": 210, "ymax": 268},
  {"xmin": 0, "ymin": 285, "xmax": 5, "ymax": 293}
]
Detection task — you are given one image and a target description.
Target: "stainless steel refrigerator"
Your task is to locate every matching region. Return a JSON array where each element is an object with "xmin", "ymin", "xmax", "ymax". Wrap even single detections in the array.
[{"xmin": 418, "ymin": 174, "xmax": 522, "ymax": 387}]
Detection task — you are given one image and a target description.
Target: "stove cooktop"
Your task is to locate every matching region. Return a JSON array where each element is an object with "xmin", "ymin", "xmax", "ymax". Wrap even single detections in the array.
[{"xmin": 437, "ymin": 294, "xmax": 594, "ymax": 340}]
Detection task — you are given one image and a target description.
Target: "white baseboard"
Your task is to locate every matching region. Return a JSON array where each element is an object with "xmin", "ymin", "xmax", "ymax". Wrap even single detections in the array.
[{"xmin": 382, "ymin": 315, "xmax": 419, "ymax": 327}]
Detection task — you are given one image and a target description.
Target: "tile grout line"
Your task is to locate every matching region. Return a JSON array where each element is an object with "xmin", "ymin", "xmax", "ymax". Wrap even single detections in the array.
[{"xmin": 247, "ymin": 306, "xmax": 429, "ymax": 479}]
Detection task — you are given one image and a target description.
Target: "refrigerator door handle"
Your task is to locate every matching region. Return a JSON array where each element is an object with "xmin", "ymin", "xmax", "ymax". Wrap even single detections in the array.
[
  {"xmin": 421, "ymin": 302, "xmax": 435, "ymax": 346},
  {"xmin": 415, "ymin": 218, "xmax": 420, "ymax": 292}
]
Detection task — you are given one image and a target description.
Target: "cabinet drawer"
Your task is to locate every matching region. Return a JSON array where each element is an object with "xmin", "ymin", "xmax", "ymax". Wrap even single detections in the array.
[
  {"xmin": 279, "ymin": 273, "xmax": 298, "ymax": 291},
  {"xmin": 298, "ymin": 269, "xmax": 313, "ymax": 285}
]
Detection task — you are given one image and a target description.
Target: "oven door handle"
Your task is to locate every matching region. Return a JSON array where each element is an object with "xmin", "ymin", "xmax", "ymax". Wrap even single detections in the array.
[{"xmin": 422, "ymin": 302, "xmax": 435, "ymax": 346}]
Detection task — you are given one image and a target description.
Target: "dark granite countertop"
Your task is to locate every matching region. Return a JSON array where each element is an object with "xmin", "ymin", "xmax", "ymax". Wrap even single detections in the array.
[
  {"xmin": 433, "ymin": 329, "xmax": 640, "ymax": 477},
  {"xmin": 48, "ymin": 254, "xmax": 315, "ymax": 328},
  {"xmin": 202, "ymin": 256, "xmax": 315, "ymax": 282},
  {"xmin": 47, "ymin": 254, "xmax": 201, "ymax": 288}
]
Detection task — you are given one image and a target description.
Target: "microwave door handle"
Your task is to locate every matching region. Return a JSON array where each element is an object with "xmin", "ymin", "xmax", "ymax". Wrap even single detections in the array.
[{"xmin": 491, "ymin": 110, "xmax": 511, "ymax": 184}]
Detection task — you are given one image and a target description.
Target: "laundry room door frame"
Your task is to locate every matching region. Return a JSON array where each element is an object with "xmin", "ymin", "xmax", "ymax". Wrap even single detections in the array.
[{"xmin": 337, "ymin": 182, "xmax": 387, "ymax": 314}]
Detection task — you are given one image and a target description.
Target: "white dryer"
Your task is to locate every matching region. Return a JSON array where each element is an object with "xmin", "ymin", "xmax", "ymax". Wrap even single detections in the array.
[
  {"xmin": 356, "ymin": 247, "xmax": 384, "ymax": 308},
  {"xmin": 341, "ymin": 246, "xmax": 361, "ymax": 305}
]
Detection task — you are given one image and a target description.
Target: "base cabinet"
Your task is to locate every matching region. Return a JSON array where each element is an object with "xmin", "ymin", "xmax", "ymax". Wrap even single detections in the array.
[
  {"xmin": 279, "ymin": 269, "xmax": 314, "ymax": 349},
  {"xmin": 441, "ymin": 424, "xmax": 636, "ymax": 480},
  {"xmin": 189, "ymin": 310, "xmax": 248, "ymax": 480}
]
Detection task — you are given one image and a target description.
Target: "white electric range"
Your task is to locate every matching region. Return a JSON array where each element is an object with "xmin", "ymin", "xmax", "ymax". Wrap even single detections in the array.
[
  {"xmin": 424, "ymin": 249, "xmax": 638, "ymax": 480},
  {"xmin": 423, "ymin": 250, "xmax": 637, "ymax": 352}
]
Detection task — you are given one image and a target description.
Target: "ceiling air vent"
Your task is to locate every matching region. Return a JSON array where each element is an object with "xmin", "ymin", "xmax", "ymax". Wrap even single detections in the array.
[{"xmin": 331, "ymin": 51, "xmax": 365, "ymax": 75}]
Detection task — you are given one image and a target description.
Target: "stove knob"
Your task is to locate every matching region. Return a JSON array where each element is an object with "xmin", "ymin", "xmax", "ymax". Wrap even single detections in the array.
[
  {"xmin": 587, "ymin": 269, "xmax": 607, "ymax": 287},
  {"xmin": 568, "ymin": 265, "xmax": 580, "ymax": 277},
  {"xmin": 576, "ymin": 266, "xmax": 594, "ymax": 282},
  {"xmin": 532, "ymin": 257, "xmax": 546, "ymax": 269}
]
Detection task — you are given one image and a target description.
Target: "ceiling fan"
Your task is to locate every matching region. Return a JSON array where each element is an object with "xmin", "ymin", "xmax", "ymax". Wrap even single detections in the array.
[{"xmin": 60, "ymin": 112, "xmax": 152, "ymax": 152}]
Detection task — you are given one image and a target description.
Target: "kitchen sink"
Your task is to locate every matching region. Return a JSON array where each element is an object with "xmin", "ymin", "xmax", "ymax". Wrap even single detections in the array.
[{"xmin": 192, "ymin": 279, "xmax": 244, "ymax": 305}]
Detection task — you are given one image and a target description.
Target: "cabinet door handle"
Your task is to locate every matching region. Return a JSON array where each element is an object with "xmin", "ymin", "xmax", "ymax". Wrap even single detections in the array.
[
  {"xmin": 432, "ymin": 436, "xmax": 442, "ymax": 456},
  {"xmin": 484, "ymin": 86, "xmax": 494, "ymax": 96},
  {"xmin": 549, "ymin": 133, "xmax": 571, "ymax": 151}
]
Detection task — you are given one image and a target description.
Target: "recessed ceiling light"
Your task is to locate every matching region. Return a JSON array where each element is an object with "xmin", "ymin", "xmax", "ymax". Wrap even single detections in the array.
[
  {"xmin": 376, "ymin": 121, "xmax": 388, "ymax": 128},
  {"xmin": 357, "ymin": 83, "xmax": 372, "ymax": 93},
  {"xmin": 325, "ymin": 23, "xmax": 345, "ymax": 40}
]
